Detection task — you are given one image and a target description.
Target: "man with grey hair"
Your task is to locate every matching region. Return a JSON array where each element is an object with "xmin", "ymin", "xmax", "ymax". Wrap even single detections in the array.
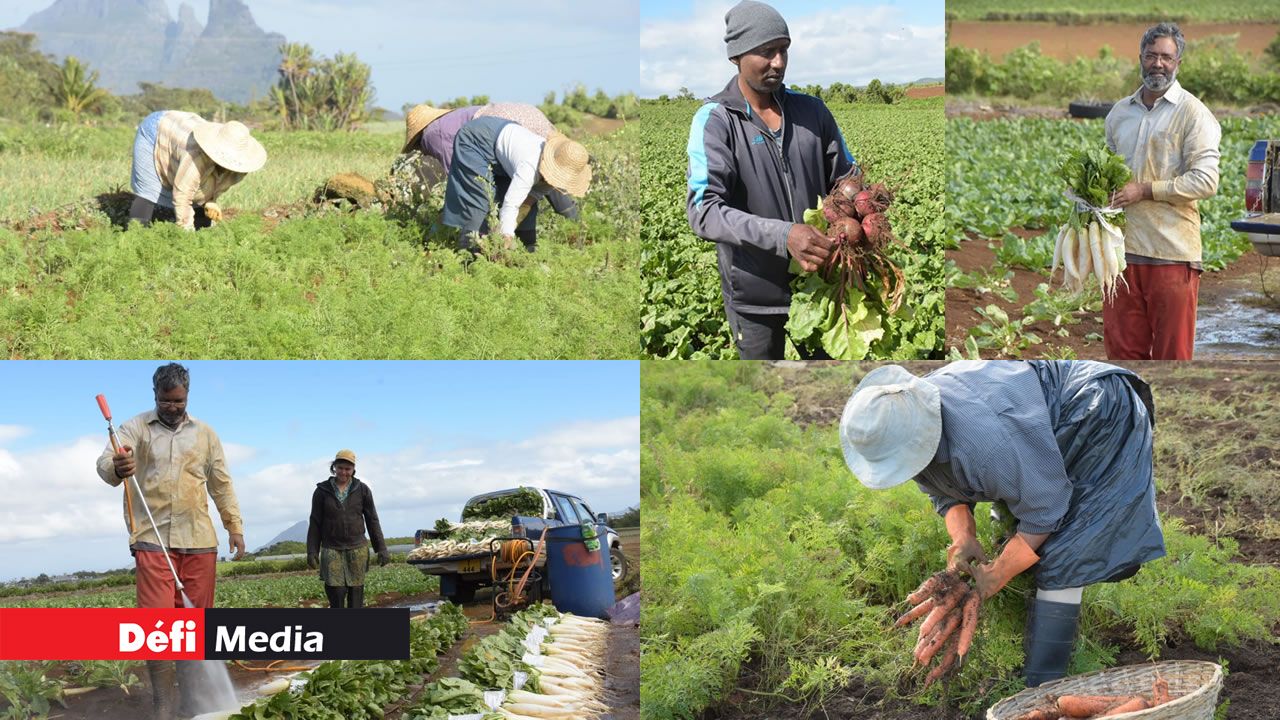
[
  {"xmin": 96, "ymin": 362, "xmax": 245, "ymax": 720},
  {"xmin": 686, "ymin": 0, "xmax": 858, "ymax": 359},
  {"xmin": 1104, "ymin": 22, "xmax": 1221, "ymax": 360}
]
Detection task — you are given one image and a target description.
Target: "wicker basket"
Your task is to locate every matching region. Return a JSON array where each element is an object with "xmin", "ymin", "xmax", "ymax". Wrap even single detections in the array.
[{"xmin": 986, "ymin": 660, "xmax": 1222, "ymax": 720}]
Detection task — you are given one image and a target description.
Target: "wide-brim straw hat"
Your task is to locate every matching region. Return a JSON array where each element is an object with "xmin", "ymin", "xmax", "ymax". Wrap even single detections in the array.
[
  {"xmin": 402, "ymin": 104, "xmax": 453, "ymax": 154},
  {"xmin": 538, "ymin": 132, "xmax": 591, "ymax": 197},
  {"xmin": 191, "ymin": 120, "xmax": 266, "ymax": 173},
  {"xmin": 839, "ymin": 365, "xmax": 941, "ymax": 490}
]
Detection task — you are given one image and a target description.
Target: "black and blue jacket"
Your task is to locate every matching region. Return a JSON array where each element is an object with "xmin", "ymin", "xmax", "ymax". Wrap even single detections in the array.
[{"xmin": 686, "ymin": 76, "xmax": 855, "ymax": 313}]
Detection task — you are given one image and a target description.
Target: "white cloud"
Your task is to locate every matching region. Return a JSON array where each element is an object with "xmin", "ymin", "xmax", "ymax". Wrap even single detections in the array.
[
  {"xmin": 0, "ymin": 425, "xmax": 32, "ymax": 444},
  {"xmin": 641, "ymin": 2, "xmax": 944, "ymax": 97},
  {"xmin": 221, "ymin": 442, "xmax": 258, "ymax": 466}
]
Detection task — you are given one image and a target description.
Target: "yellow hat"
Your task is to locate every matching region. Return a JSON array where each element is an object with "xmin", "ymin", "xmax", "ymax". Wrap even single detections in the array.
[
  {"xmin": 538, "ymin": 132, "xmax": 592, "ymax": 198},
  {"xmin": 402, "ymin": 104, "xmax": 453, "ymax": 154},
  {"xmin": 334, "ymin": 449, "xmax": 357, "ymax": 465}
]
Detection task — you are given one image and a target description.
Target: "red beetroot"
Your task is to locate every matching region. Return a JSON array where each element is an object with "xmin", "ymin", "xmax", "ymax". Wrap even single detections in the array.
[
  {"xmin": 854, "ymin": 184, "xmax": 893, "ymax": 218},
  {"xmin": 861, "ymin": 213, "xmax": 893, "ymax": 246},
  {"xmin": 828, "ymin": 216, "xmax": 864, "ymax": 246},
  {"xmin": 833, "ymin": 175, "xmax": 864, "ymax": 202}
]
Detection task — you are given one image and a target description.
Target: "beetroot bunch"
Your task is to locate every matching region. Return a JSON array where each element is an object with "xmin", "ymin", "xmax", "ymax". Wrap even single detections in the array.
[{"xmin": 815, "ymin": 170, "xmax": 905, "ymax": 315}]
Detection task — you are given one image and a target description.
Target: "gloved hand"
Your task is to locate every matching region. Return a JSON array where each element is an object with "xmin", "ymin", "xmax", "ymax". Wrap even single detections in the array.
[
  {"xmin": 943, "ymin": 504, "xmax": 988, "ymax": 573},
  {"xmin": 307, "ymin": 554, "xmax": 318, "ymax": 570},
  {"xmin": 969, "ymin": 534, "xmax": 1041, "ymax": 600},
  {"xmin": 377, "ymin": 551, "xmax": 390, "ymax": 567}
]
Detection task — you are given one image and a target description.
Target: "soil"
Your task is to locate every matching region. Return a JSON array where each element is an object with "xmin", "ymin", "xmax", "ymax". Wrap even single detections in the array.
[
  {"xmin": 906, "ymin": 85, "xmax": 946, "ymax": 99},
  {"xmin": 946, "ymin": 236, "xmax": 1280, "ymax": 359},
  {"xmin": 581, "ymin": 116, "xmax": 627, "ymax": 136},
  {"xmin": 944, "ymin": 98, "xmax": 1280, "ymax": 121},
  {"xmin": 948, "ymin": 21, "xmax": 1280, "ymax": 61}
]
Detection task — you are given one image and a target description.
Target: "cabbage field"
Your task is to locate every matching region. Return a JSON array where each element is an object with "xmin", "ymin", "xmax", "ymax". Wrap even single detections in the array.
[{"xmin": 640, "ymin": 97, "xmax": 946, "ymax": 359}]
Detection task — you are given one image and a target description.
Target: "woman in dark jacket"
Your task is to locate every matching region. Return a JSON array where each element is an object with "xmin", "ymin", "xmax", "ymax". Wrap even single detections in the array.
[
  {"xmin": 307, "ymin": 449, "xmax": 389, "ymax": 608},
  {"xmin": 840, "ymin": 360, "xmax": 1163, "ymax": 687}
]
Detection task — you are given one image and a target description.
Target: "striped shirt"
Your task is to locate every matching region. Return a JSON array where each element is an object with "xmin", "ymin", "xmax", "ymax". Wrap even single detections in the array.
[
  {"xmin": 1104, "ymin": 81, "xmax": 1221, "ymax": 263},
  {"xmin": 914, "ymin": 361, "xmax": 1073, "ymax": 535},
  {"xmin": 152, "ymin": 111, "xmax": 246, "ymax": 230}
]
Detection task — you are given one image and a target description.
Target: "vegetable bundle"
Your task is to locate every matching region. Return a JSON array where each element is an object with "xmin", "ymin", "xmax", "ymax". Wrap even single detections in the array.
[
  {"xmin": 1051, "ymin": 148, "xmax": 1132, "ymax": 300},
  {"xmin": 787, "ymin": 169, "xmax": 906, "ymax": 359},
  {"xmin": 896, "ymin": 570, "xmax": 981, "ymax": 687}
]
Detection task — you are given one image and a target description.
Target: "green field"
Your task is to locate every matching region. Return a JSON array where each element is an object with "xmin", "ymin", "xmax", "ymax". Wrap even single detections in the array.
[
  {"xmin": 0, "ymin": 124, "xmax": 640, "ymax": 359},
  {"xmin": 639, "ymin": 361, "xmax": 1280, "ymax": 720},
  {"xmin": 946, "ymin": 0, "xmax": 1280, "ymax": 23},
  {"xmin": 641, "ymin": 97, "xmax": 946, "ymax": 359}
]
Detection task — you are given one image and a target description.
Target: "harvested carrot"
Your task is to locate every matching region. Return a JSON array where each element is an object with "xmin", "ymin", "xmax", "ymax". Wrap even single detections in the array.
[
  {"xmin": 920, "ymin": 583, "xmax": 968, "ymax": 636},
  {"xmin": 906, "ymin": 571, "xmax": 946, "ymax": 605},
  {"xmin": 1057, "ymin": 695, "xmax": 1135, "ymax": 717},
  {"xmin": 1099, "ymin": 697, "xmax": 1150, "ymax": 716},
  {"xmin": 956, "ymin": 589, "xmax": 981, "ymax": 659},
  {"xmin": 895, "ymin": 596, "xmax": 935, "ymax": 628},
  {"xmin": 923, "ymin": 636, "xmax": 959, "ymax": 687},
  {"xmin": 913, "ymin": 624, "xmax": 938, "ymax": 665},
  {"xmin": 1151, "ymin": 673, "xmax": 1170, "ymax": 706},
  {"xmin": 918, "ymin": 609, "xmax": 962, "ymax": 665},
  {"xmin": 1009, "ymin": 708, "xmax": 1060, "ymax": 720}
]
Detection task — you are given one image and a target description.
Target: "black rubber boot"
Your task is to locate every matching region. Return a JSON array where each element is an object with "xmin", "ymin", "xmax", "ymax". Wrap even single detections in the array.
[
  {"xmin": 325, "ymin": 584, "xmax": 345, "ymax": 608},
  {"xmin": 147, "ymin": 660, "xmax": 177, "ymax": 720},
  {"xmin": 129, "ymin": 196, "xmax": 156, "ymax": 227},
  {"xmin": 516, "ymin": 228, "xmax": 537, "ymax": 253},
  {"xmin": 1023, "ymin": 597, "xmax": 1081, "ymax": 687},
  {"xmin": 347, "ymin": 585, "xmax": 364, "ymax": 609}
]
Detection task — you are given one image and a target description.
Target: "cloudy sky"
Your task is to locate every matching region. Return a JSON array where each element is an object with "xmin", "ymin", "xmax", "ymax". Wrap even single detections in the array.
[
  {"xmin": 0, "ymin": 361, "xmax": 639, "ymax": 582},
  {"xmin": 641, "ymin": 0, "xmax": 945, "ymax": 98},
  {"xmin": 0, "ymin": 0, "xmax": 639, "ymax": 111}
]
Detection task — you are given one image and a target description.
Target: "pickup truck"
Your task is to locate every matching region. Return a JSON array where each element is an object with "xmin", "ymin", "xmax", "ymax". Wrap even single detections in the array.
[
  {"xmin": 1230, "ymin": 139, "xmax": 1280, "ymax": 256},
  {"xmin": 406, "ymin": 486, "xmax": 628, "ymax": 603}
]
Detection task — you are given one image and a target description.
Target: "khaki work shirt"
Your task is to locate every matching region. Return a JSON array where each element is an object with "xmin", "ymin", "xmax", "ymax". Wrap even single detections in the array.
[
  {"xmin": 1104, "ymin": 81, "xmax": 1221, "ymax": 262},
  {"xmin": 152, "ymin": 111, "xmax": 244, "ymax": 230},
  {"xmin": 95, "ymin": 410, "xmax": 244, "ymax": 549}
]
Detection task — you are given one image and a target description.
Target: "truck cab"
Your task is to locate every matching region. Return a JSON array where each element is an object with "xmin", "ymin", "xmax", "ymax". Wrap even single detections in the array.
[{"xmin": 1231, "ymin": 139, "xmax": 1280, "ymax": 256}]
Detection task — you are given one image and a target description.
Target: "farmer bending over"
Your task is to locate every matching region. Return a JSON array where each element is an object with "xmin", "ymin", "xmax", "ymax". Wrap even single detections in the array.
[
  {"xmin": 128, "ymin": 111, "xmax": 267, "ymax": 231},
  {"xmin": 95, "ymin": 362, "xmax": 246, "ymax": 720},
  {"xmin": 307, "ymin": 449, "xmax": 390, "ymax": 609},
  {"xmin": 841, "ymin": 360, "xmax": 1165, "ymax": 687},
  {"xmin": 440, "ymin": 115, "xmax": 591, "ymax": 254},
  {"xmin": 403, "ymin": 102, "xmax": 580, "ymax": 251},
  {"xmin": 686, "ymin": 0, "xmax": 858, "ymax": 359},
  {"xmin": 1104, "ymin": 22, "xmax": 1221, "ymax": 360}
]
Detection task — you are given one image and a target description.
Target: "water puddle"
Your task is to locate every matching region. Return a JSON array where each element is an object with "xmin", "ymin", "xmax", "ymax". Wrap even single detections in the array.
[{"xmin": 1196, "ymin": 290, "xmax": 1280, "ymax": 358}]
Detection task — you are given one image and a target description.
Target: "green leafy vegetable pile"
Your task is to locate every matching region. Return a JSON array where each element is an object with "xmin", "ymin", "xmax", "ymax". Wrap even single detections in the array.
[{"xmin": 1057, "ymin": 147, "xmax": 1132, "ymax": 227}]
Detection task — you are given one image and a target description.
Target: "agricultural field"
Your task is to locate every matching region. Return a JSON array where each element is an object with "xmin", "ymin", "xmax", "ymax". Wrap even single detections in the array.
[
  {"xmin": 0, "ymin": 120, "xmax": 640, "ymax": 359},
  {"xmin": 944, "ymin": 114, "xmax": 1280, "ymax": 359},
  {"xmin": 946, "ymin": 0, "xmax": 1280, "ymax": 23},
  {"xmin": 640, "ymin": 97, "xmax": 946, "ymax": 359},
  {"xmin": 639, "ymin": 360, "xmax": 1280, "ymax": 720}
]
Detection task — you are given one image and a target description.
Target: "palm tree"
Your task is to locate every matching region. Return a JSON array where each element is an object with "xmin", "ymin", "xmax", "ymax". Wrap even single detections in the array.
[
  {"xmin": 277, "ymin": 42, "xmax": 315, "ymax": 129},
  {"xmin": 50, "ymin": 56, "xmax": 108, "ymax": 117}
]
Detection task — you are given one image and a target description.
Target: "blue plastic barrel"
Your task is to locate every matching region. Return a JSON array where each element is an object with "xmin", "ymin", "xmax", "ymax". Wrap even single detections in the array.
[{"xmin": 544, "ymin": 523, "xmax": 614, "ymax": 619}]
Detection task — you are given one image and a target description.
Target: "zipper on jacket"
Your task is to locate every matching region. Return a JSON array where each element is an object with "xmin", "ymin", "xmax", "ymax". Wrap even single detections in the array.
[{"xmin": 768, "ymin": 94, "xmax": 796, "ymax": 222}]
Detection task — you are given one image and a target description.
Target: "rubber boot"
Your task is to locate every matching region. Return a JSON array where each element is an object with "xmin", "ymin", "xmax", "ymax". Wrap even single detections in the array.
[
  {"xmin": 347, "ymin": 585, "xmax": 364, "ymax": 609},
  {"xmin": 324, "ymin": 584, "xmax": 345, "ymax": 608},
  {"xmin": 1023, "ymin": 597, "xmax": 1081, "ymax": 687},
  {"xmin": 129, "ymin": 196, "xmax": 156, "ymax": 227},
  {"xmin": 516, "ymin": 228, "xmax": 537, "ymax": 253},
  {"xmin": 175, "ymin": 661, "xmax": 197, "ymax": 718},
  {"xmin": 147, "ymin": 660, "xmax": 177, "ymax": 720}
]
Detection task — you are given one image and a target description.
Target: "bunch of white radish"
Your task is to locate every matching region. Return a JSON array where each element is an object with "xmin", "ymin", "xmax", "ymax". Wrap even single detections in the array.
[
  {"xmin": 1051, "ymin": 213, "xmax": 1126, "ymax": 300},
  {"xmin": 498, "ymin": 614, "xmax": 611, "ymax": 720}
]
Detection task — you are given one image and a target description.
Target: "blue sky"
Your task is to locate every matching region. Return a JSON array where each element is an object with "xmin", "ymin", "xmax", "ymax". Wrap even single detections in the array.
[
  {"xmin": 0, "ymin": 361, "xmax": 639, "ymax": 581},
  {"xmin": 0, "ymin": 0, "xmax": 639, "ymax": 111},
  {"xmin": 640, "ymin": 0, "xmax": 945, "ymax": 98}
]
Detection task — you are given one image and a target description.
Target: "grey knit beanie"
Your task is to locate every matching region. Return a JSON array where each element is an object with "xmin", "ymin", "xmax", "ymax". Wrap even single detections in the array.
[{"xmin": 724, "ymin": 0, "xmax": 790, "ymax": 59}]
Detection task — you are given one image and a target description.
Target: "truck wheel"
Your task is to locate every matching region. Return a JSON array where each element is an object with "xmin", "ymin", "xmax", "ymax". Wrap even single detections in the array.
[
  {"xmin": 1067, "ymin": 101, "xmax": 1113, "ymax": 119},
  {"xmin": 610, "ymin": 547, "xmax": 629, "ymax": 583}
]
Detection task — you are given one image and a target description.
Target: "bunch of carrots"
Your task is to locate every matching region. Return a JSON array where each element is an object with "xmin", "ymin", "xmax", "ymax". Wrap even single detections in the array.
[
  {"xmin": 1011, "ymin": 673, "xmax": 1173, "ymax": 719},
  {"xmin": 895, "ymin": 569, "xmax": 981, "ymax": 687}
]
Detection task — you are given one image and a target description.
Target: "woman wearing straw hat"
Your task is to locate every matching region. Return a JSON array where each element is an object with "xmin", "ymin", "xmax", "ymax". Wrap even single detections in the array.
[
  {"xmin": 840, "ymin": 361, "xmax": 1164, "ymax": 687},
  {"xmin": 128, "ymin": 111, "xmax": 267, "ymax": 231},
  {"xmin": 438, "ymin": 115, "xmax": 591, "ymax": 253},
  {"xmin": 306, "ymin": 449, "xmax": 389, "ymax": 609}
]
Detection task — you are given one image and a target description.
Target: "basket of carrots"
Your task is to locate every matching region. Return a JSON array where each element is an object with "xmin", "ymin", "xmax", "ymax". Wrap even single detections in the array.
[{"xmin": 987, "ymin": 660, "xmax": 1222, "ymax": 720}]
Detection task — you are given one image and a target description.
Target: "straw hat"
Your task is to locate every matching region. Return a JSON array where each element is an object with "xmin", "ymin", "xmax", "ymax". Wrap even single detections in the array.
[
  {"xmin": 191, "ymin": 120, "xmax": 266, "ymax": 173},
  {"xmin": 333, "ymin": 449, "xmax": 357, "ymax": 465},
  {"xmin": 839, "ymin": 365, "xmax": 941, "ymax": 490},
  {"xmin": 538, "ymin": 132, "xmax": 592, "ymax": 197},
  {"xmin": 402, "ymin": 104, "xmax": 453, "ymax": 154}
]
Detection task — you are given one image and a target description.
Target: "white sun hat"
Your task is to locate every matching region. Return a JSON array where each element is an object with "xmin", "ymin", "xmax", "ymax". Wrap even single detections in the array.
[
  {"xmin": 839, "ymin": 365, "xmax": 942, "ymax": 489},
  {"xmin": 192, "ymin": 120, "xmax": 267, "ymax": 173}
]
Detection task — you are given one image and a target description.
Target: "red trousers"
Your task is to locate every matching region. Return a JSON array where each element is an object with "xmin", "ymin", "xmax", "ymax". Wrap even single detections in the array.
[
  {"xmin": 1103, "ymin": 263, "xmax": 1200, "ymax": 360},
  {"xmin": 135, "ymin": 550, "xmax": 217, "ymax": 608}
]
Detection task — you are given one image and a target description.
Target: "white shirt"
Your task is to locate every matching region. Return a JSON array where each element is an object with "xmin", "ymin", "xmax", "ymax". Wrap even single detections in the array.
[{"xmin": 494, "ymin": 123, "xmax": 551, "ymax": 235}]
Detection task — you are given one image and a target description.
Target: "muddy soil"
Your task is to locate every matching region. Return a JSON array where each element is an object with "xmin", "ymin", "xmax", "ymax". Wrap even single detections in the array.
[
  {"xmin": 906, "ymin": 85, "xmax": 945, "ymax": 99},
  {"xmin": 948, "ymin": 21, "xmax": 1280, "ymax": 61},
  {"xmin": 946, "ymin": 238, "xmax": 1280, "ymax": 359}
]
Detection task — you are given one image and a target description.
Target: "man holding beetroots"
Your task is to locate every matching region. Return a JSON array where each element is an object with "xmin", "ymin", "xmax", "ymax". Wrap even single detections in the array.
[{"xmin": 685, "ymin": 0, "xmax": 858, "ymax": 359}]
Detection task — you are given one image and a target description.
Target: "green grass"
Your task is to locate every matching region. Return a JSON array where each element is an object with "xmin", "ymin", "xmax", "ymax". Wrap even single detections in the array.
[
  {"xmin": 0, "ymin": 125, "xmax": 640, "ymax": 358},
  {"xmin": 946, "ymin": 0, "xmax": 1280, "ymax": 23}
]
